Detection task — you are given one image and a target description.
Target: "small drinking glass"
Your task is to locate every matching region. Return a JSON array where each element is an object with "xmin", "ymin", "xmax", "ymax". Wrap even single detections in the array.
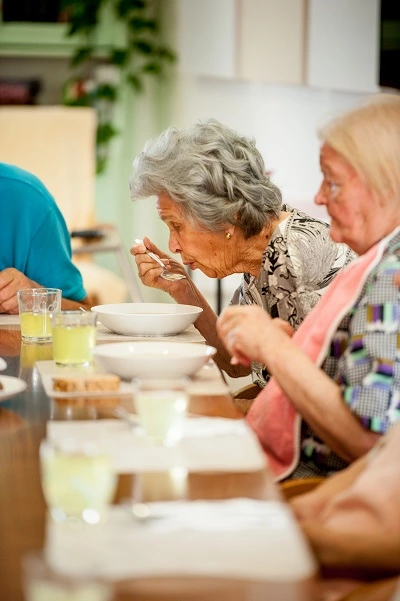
[
  {"xmin": 40, "ymin": 438, "xmax": 117, "ymax": 526},
  {"xmin": 50, "ymin": 310, "xmax": 97, "ymax": 367},
  {"xmin": 131, "ymin": 467, "xmax": 188, "ymax": 521},
  {"xmin": 18, "ymin": 288, "xmax": 61, "ymax": 343},
  {"xmin": 132, "ymin": 376, "xmax": 189, "ymax": 446},
  {"xmin": 21, "ymin": 549, "xmax": 114, "ymax": 601}
]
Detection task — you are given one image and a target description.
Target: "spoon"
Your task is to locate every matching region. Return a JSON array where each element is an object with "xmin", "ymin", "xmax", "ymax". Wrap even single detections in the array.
[{"xmin": 134, "ymin": 239, "xmax": 186, "ymax": 281}]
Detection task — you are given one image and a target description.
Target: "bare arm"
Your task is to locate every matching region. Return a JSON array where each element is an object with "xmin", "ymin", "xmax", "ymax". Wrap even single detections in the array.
[
  {"xmin": 217, "ymin": 305, "xmax": 379, "ymax": 462},
  {"xmin": 301, "ymin": 522, "xmax": 400, "ymax": 571},
  {"xmin": 290, "ymin": 455, "xmax": 368, "ymax": 521},
  {"xmin": 0, "ymin": 268, "xmax": 92, "ymax": 314},
  {"xmin": 131, "ymin": 238, "xmax": 250, "ymax": 378}
]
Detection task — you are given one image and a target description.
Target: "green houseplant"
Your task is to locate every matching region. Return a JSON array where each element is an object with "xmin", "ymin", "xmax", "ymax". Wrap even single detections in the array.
[{"xmin": 60, "ymin": 0, "xmax": 176, "ymax": 173}]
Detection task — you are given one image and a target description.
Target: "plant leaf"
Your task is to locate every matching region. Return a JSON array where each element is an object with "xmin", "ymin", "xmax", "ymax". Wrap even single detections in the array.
[
  {"xmin": 96, "ymin": 83, "xmax": 118, "ymax": 101},
  {"xmin": 126, "ymin": 73, "xmax": 143, "ymax": 92},
  {"xmin": 71, "ymin": 46, "xmax": 93, "ymax": 66},
  {"xmin": 110, "ymin": 49, "xmax": 129, "ymax": 66},
  {"xmin": 132, "ymin": 39, "xmax": 154, "ymax": 54},
  {"xmin": 97, "ymin": 122, "xmax": 119, "ymax": 145}
]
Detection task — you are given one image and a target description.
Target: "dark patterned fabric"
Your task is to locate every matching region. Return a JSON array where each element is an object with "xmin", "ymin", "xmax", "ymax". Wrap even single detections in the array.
[
  {"xmin": 296, "ymin": 230, "xmax": 400, "ymax": 478},
  {"xmin": 230, "ymin": 205, "xmax": 355, "ymax": 387}
]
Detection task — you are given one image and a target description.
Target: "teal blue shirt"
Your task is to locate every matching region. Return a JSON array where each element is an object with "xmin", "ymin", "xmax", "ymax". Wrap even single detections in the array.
[{"xmin": 0, "ymin": 163, "xmax": 86, "ymax": 301}]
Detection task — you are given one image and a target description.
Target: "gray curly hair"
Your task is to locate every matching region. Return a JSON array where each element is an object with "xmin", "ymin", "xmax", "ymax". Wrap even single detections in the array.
[{"xmin": 129, "ymin": 119, "xmax": 282, "ymax": 239}]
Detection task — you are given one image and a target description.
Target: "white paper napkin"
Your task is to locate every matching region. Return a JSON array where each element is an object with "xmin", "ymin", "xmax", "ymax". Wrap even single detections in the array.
[
  {"xmin": 45, "ymin": 500, "xmax": 317, "ymax": 582},
  {"xmin": 46, "ymin": 417, "xmax": 266, "ymax": 473}
]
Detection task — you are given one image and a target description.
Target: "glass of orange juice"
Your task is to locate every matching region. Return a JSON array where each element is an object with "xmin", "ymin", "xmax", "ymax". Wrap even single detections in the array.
[
  {"xmin": 51, "ymin": 311, "xmax": 97, "ymax": 367},
  {"xmin": 18, "ymin": 288, "xmax": 61, "ymax": 343}
]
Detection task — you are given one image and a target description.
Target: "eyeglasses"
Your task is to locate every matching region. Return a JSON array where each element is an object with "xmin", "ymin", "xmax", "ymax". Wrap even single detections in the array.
[{"xmin": 321, "ymin": 178, "xmax": 341, "ymax": 200}]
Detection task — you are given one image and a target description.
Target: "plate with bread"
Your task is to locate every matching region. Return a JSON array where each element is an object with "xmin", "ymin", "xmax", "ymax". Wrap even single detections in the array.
[
  {"xmin": 0, "ymin": 375, "xmax": 27, "ymax": 402},
  {"xmin": 37, "ymin": 367, "xmax": 132, "ymax": 400}
]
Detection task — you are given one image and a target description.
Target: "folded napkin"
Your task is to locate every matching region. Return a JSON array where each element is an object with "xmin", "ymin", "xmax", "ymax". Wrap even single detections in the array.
[
  {"xmin": 45, "ymin": 500, "xmax": 317, "ymax": 582},
  {"xmin": 46, "ymin": 417, "xmax": 266, "ymax": 473}
]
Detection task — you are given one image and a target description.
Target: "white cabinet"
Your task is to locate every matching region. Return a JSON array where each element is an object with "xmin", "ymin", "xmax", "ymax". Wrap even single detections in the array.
[
  {"xmin": 237, "ymin": 0, "xmax": 306, "ymax": 85},
  {"xmin": 307, "ymin": 0, "xmax": 381, "ymax": 93},
  {"xmin": 177, "ymin": 0, "xmax": 381, "ymax": 92},
  {"xmin": 178, "ymin": 0, "xmax": 237, "ymax": 78},
  {"xmin": 177, "ymin": 0, "xmax": 306, "ymax": 85}
]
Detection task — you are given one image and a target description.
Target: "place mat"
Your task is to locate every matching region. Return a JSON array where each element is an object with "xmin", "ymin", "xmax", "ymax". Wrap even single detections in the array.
[
  {"xmin": 0, "ymin": 314, "xmax": 20, "ymax": 328},
  {"xmin": 46, "ymin": 417, "xmax": 266, "ymax": 472},
  {"xmin": 96, "ymin": 323, "xmax": 205, "ymax": 344},
  {"xmin": 45, "ymin": 500, "xmax": 316, "ymax": 582},
  {"xmin": 36, "ymin": 360, "xmax": 229, "ymax": 399},
  {"xmin": 0, "ymin": 315, "xmax": 205, "ymax": 342}
]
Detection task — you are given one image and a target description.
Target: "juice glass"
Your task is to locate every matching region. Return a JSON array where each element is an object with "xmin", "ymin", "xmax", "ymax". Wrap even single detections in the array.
[
  {"xmin": 40, "ymin": 438, "xmax": 117, "ymax": 526},
  {"xmin": 22, "ymin": 550, "xmax": 114, "ymax": 601},
  {"xmin": 18, "ymin": 288, "xmax": 61, "ymax": 343},
  {"xmin": 51, "ymin": 311, "xmax": 97, "ymax": 366},
  {"xmin": 132, "ymin": 377, "xmax": 189, "ymax": 446}
]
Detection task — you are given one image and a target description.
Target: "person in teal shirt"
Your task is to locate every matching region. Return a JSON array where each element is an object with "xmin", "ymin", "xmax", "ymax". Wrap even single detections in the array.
[{"xmin": 0, "ymin": 162, "xmax": 90, "ymax": 314}]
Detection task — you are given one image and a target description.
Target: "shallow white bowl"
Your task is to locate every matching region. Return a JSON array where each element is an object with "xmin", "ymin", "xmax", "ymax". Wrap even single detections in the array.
[
  {"xmin": 92, "ymin": 341, "xmax": 216, "ymax": 379},
  {"xmin": 91, "ymin": 303, "xmax": 203, "ymax": 336}
]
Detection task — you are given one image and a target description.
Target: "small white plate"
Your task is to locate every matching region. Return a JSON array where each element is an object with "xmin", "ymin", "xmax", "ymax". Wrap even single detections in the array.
[
  {"xmin": 43, "ymin": 375, "xmax": 133, "ymax": 399},
  {"xmin": 0, "ymin": 376, "xmax": 27, "ymax": 402}
]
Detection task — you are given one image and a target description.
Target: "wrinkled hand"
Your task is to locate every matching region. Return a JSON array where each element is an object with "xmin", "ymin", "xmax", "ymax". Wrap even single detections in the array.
[
  {"xmin": 130, "ymin": 236, "xmax": 186, "ymax": 290},
  {"xmin": 216, "ymin": 305, "xmax": 274, "ymax": 367},
  {"xmin": 0, "ymin": 268, "xmax": 38, "ymax": 314}
]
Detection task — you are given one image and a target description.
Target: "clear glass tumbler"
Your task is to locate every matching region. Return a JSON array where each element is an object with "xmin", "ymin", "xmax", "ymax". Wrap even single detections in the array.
[
  {"xmin": 21, "ymin": 549, "xmax": 114, "ymax": 601},
  {"xmin": 50, "ymin": 310, "xmax": 97, "ymax": 367},
  {"xmin": 132, "ymin": 376, "xmax": 189, "ymax": 446},
  {"xmin": 18, "ymin": 288, "xmax": 61, "ymax": 343},
  {"xmin": 40, "ymin": 438, "xmax": 117, "ymax": 526}
]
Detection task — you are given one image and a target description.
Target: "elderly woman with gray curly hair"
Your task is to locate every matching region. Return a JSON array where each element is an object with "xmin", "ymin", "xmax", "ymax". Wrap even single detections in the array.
[{"xmin": 130, "ymin": 119, "xmax": 354, "ymax": 397}]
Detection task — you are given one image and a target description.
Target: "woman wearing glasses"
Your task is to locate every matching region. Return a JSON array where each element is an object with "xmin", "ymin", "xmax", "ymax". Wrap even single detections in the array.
[{"xmin": 217, "ymin": 94, "xmax": 400, "ymax": 480}]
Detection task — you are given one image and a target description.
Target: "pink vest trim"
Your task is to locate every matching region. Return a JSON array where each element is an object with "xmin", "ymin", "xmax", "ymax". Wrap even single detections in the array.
[{"xmin": 246, "ymin": 241, "xmax": 385, "ymax": 481}]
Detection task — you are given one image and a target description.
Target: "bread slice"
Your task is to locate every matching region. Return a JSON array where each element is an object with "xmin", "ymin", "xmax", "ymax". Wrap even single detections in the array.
[{"xmin": 52, "ymin": 373, "xmax": 120, "ymax": 393}]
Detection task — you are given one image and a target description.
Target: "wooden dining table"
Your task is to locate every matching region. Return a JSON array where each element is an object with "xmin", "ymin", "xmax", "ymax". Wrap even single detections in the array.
[{"xmin": 0, "ymin": 322, "xmax": 318, "ymax": 601}]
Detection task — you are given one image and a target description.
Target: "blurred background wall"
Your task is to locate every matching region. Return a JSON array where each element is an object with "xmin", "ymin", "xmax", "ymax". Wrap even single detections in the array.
[{"xmin": 1, "ymin": 0, "xmax": 398, "ymax": 310}]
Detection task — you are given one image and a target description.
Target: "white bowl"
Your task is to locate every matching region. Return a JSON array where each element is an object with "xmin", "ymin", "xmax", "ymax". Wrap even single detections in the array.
[
  {"xmin": 92, "ymin": 341, "xmax": 216, "ymax": 379},
  {"xmin": 91, "ymin": 303, "xmax": 203, "ymax": 336}
]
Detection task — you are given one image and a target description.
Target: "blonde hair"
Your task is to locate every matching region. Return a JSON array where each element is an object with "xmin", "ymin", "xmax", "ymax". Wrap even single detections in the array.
[{"xmin": 318, "ymin": 93, "xmax": 400, "ymax": 202}]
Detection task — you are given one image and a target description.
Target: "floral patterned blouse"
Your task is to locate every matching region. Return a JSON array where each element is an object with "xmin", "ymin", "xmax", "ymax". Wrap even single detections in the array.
[{"xmin": 230, "ymin": 204, "xmax": 355, "ymax": 387}]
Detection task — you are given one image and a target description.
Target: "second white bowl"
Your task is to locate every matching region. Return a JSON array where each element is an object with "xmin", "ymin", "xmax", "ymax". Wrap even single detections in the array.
[{"xmin": 92, "ymin": 341, "xmax": 216, "ymax": 379}]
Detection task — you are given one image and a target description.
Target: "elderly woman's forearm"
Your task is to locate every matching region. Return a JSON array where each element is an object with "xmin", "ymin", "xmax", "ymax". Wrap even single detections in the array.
[
  {"xmin": 263, "ymin": 332, "xmax": 379, "ymax": 461},
  {"xmin": 303, "ymin": 523, "xmax": 400, "ymax": 571}
]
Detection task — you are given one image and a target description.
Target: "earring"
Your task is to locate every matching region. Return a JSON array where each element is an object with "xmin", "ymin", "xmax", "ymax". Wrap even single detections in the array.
[{"xmin": 225, "ymin": 232, "xmax": 232, "ymax": 240}]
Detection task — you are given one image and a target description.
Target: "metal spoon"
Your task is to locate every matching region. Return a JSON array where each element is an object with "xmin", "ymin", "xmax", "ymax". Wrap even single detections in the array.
[{"xmin": 134, "ymin": 239, "xmax": 186, "ymax": 281}]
